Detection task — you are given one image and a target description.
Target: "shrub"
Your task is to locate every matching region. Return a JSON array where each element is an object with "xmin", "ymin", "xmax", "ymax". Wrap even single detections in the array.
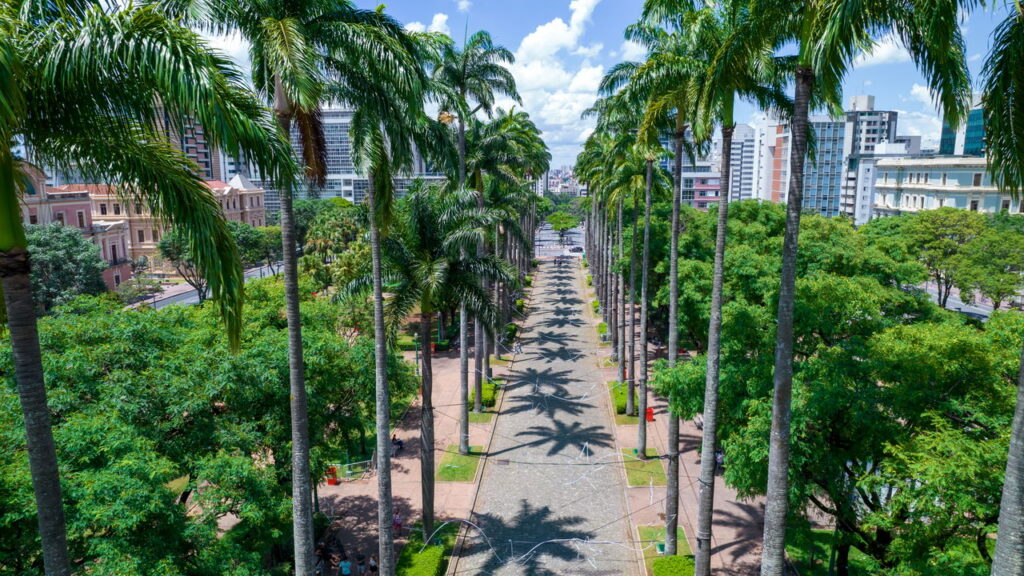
[
  {"xmin": 652, "ymin": 555, "xmax": 695, "ymax": 576},
  {"xmin": 515, "ymin": 299, "xmax": 526, "ymax": 314},
  {"xmin": 591, "ymin": 300, "xmax": 600, "ymax": 313},
  {"xmin": 597, "ymin": 322, "xmax": 608, "ymax": 337},
  {"xmin": 504, "ymin": 323, "xmax": 519, "ymax": 342},
  {"xmin": 434, "ymin": 339, "xmax": 450, "ymax": 352},
  {"xmin": 397, "ymin": 335, "xmax": 417, "ymax": 351},
  {"xmin": 530, "ymin": 258, "xmax": 538, "ymax": 268},
  {"xmin": 523, "ymin": 275, "xmax": 533, "ymax": 287},
  {"xmin": 609, "ymin": 381, "xmax": 636, "ymax": 415},
  {"xmin": 586, "ymin": 274, "xmax": 593, "ymax": 286},
  {"xmin": 469, "ymin": 379, "xmax": 499, "ymax": 408},
  {"xmin": 396, "ymin": 544, "xmax": 445, "ymax": 576},
  {"xmin": 582, "ymin": 256, "xmax": 589, "ymax": 268}
]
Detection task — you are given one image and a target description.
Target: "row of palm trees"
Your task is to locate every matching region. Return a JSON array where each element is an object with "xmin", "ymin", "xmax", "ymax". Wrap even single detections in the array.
[
  {"xmin": 579, "ymin": 1, "xmax": 1024, "ymax": 575},
  {"xmin": 1, "ymin": 1, "xmax": 548, "ymax": 575}
]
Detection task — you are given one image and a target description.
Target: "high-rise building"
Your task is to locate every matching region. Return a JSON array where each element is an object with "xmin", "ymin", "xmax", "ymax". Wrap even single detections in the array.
[
  {"xmin": 766, "ymin": 116, "xmax": 846, "ymax": 217},
  {"xmin": 723, "ymin": 124, "xmax": 758, "ymax": 202},
  {"xmin": 840, "ymin": 95, "xmax": 901, "ymax": 223},
  {"xmin": 939, "ymin": 98, "xmax": 985, "ymax": 156},
  {"xmin": 872, "ymin": 156, "xmax": 1012, "ymax": 217}
]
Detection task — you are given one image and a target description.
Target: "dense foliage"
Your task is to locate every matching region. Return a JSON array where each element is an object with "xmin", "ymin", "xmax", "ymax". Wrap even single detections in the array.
[
  {"xmin": 24, "ymin": 224, "xmax": 107, "ymax": 313},
  {"xmin": 0, "ymin": 278, "xmax": 416, "ymax": 574},
  {"xmin": 651, "ymin": 201, "xmax": 1020, "ymax": 574}
]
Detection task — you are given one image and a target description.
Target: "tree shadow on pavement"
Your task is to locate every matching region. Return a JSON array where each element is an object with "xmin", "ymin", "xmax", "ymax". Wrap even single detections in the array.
[
  {"xmin": 491, "ymin": 420, "xmax": 613, "ymax": 457},
  {"xmin": 708, "ymin": 500, "xmax": 765, "ymax": 575},
  {"xmin": 502, "ymin": 392, "xmax": 587, "ymax": 420},
  {"xmin": 462, "ymin": 500, "xmax": 594, "ymax": 576},
  {"xmin": 536, "ymin": 316, "xmax": 585, "ymax": 330},
  {"xmin": 317, "ymin": 493, "xmax": 416, "ymax": 563}
]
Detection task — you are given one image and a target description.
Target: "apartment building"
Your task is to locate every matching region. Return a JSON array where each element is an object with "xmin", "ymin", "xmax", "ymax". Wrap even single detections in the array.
[{"xmin": 871, "ymin": 156, "xmax": 1015, "ymax": 217}]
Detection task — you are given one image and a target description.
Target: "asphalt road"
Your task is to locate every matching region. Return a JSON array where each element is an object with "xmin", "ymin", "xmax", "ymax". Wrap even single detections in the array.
[{"xmin": 148, "ymin": 263, "xmax": 281, "ymax": 309}]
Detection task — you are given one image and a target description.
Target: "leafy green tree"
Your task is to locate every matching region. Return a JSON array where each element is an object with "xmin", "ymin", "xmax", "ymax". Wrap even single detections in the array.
[
  {"xmin": 158, "ymin": 227, "xmax": 209, "ymax": 302},
  {"xmin": 954, "ymin": 227, "xmax": 1024, "ymax": 310},
  {"xmin": 0, "ymin": 6, "xmax": 292, "ymax": 572},
  {"xmin": 545, "ymin": 211, "xmax": 579, "ymax": 243},
  {"xmin": 227, "ymin": 220, "xmax": 265, "ymax": 268},
  {"xmin": 256, "ymin": 226, "xmax": 283, "ymax": 274},
  {"xmin": 905, "ymin": 208, "xmax": 987, "ymax": 308},
  {"xmin": 24, "ymin": 225, "xmax": 106, "ymax": 313},
  {"xmin": 115, "ymin": 256, "xmax": 162, "ymax": 304}
]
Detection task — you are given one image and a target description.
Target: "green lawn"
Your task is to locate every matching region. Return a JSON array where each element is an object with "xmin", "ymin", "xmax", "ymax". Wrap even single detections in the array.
[
  {"xmin": 622, "ymin": 448, "xmax": 666, "ymax": 486},
  {"xmin": 609, "ymin": 381, "xmax": 639, "ymax": 424},
  {"xmin": 786, "ymin": 530, "xmax": 877, "ymax": 576},
  {"xmin": 638, "ymin": 525, "xmax": 690, "ymax": 575},
  {"xmin": 436, "ymin": 445, "xmax": 483, "ymax": 482},
  {"xmin": 468, "ymin": 411, "xmax": 494, "ymax": 423},
  {"xmin": 490, "ymin": 354, "xmax": 510, "ymax": 366},
  {"xmin": 396, "ymin": 521, "xmax": 459, "ymax": 576}
]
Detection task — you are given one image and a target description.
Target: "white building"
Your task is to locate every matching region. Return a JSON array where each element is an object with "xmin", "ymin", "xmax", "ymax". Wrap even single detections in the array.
[
  {"xmin": 871, "ymin": 156, "xmax": 1017, "ymax": 218},
  {"xmin": 723, "ymin": 124, "xmax": 759, "ymax": 202}
]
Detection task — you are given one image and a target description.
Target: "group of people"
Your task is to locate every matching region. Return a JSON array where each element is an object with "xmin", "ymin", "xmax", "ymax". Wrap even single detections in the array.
[{"xmin": 315, "ymin": 546, "xmax": 378, "ymax": 576}]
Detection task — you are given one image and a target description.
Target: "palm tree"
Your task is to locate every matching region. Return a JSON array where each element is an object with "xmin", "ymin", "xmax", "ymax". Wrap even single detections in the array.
[
  {"xmin": 160, "ymin": 2, "xmax": 429, "ymax": 572},
  {"xmin": 741, "ymin": 1, "xmax": 971, "ymax": 572},
  {"xmin": 434, "ymin": 31, "xmax": 520, "ymax": 425},
  {"xmin": 686, "ymin": 4, "xmax": 791, "ymax": 573},
  {"xmin": 359, "ymin": 183, "xmax": 511, "ymax": 542},
  {"xmin": 984, "ymin": 4, "xmax": 1024, "ymax": 575},
  {"xmin": 0, "ymin": 4, "xmax": 293, "ymax": 574}
]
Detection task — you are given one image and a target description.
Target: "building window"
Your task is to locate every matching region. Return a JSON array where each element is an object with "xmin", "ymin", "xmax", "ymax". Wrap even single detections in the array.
[
  {"xmin": 152, "ymin": 229, "xmax": 160, "ymax": 242},
  {"xmin": 55, "ymin": 212, "xmax": 65, "ymax": 225},
  {"xmin": 135, "ymin": 203, "xmax": 143, "ymax": 215},
  {"xmin": 941, "ymin": 173, "xmax": 947, "ymax": 185},
  {"xmin": 77, "ymin": 211, "xmax": 85, "ymax": 228},
  {"xmin": 111, "ymin": 244, "xmax": 119, "ymax": 263},
  {"xmin": 113, "ymin": 203, "xmax": 121, "ymax": 215},
  {"xmin": 29, "ymin": 214, "xmax": 38, "ymax": 224},
  {"xmin": 114, "ymin": 274, "xmax": 121, "ymax": 287},
  {"xmin": 1003, "ymin": 199, "xmax": 1011, "ymax": 212},
  {"xmin": 970, "ymin": 200, "xmax": 979, "ymax": 211},
  {"xmin": 138, "ymin": 229, "xmax": 146, "ymax": 243},
  {"xmin": 974, "ymin": 173, "xmax": 983, "ymax": 187},
  {"xmin": 924, "ymin": 173, "xmax": 929, "ymax": 184},
  {"xmin": 100, "ymin": 203, "xmax": 108, "ymax": 215}
]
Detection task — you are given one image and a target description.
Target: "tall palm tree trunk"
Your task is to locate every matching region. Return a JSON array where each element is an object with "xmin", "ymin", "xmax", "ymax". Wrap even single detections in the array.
[
  {"xmin": 609, "ymin": 205, "xmax": 619, "ymax": 362},
  {"xmin": 638, "ymin": 159, "xmax": 653, "ymax": 458},
  {"xmin": 695, "ymin": 122, "xmax": 735, "ymax": 576},
  {"xmin": 617, "ymin": 199, "xmax": 626, "ymax": 382},
  {"xmin": 992, "ymin": 345, "xmax": 1024, "ymax": 576},
  {"xmin": 627, "ymin": 192, "xmax": 638, "ymax": 417},
  {"xmin": 0, "ymin": 174, "xmax": 71, "ymax": 576},
  {"xmin": 419, "ymin": 306, "xmax": 436, "ymax": 539},
  {"xmin": 273, "ymin": 89, "xmax": 314, "ymax": 575},
  {"xmin": 459, "ymin": 303, "xmax": 470, "ymax": 455},
  {"xmin": 761, "ymin": 66, "xmax": 814, "ymax": 576},
  {"xmin": 665, "ymin": 121, "xmax": 686, "ymax": 556},
  {"xmin": 366, "ymin": 175, "xmax": 396, "ymax": 574}
]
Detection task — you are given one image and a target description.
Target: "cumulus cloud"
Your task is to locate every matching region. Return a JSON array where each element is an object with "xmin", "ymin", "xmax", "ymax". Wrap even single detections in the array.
[
  {"xmin": 406, "ymin": 13, "xmax": 451, "ymax": 35},
  {"xmin": 853, "ymin": 34, "xmax": 911, "ymax": 67},
  {"xmin": 894, "ymin": 109, "xmax": 943, "ymax": 149},
  {"xmin": 456, "ymin": 0, "xmax": 471, "ymax": 12},
  {"xmin": 619, "ymin": 40, "xmax": 646, "ymax": 61},
  {"xmin": 505, "ymin": 0, "xmax": 606, "ymax": 166},
  {"xmin": 969, "ymin": 53, "xmax": 982, "ymax": 62},
  {"xmin": 908, "ymin": 83, "xmax": 938, "ymax": 110}
]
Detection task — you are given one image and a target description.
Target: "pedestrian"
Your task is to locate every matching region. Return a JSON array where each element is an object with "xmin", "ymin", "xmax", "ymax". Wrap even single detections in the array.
[
  {"xmin": 339, "ymin": 554, "xmax": 353, "ymax": 576},
  {"xmin": 368, "ymin": 555, "xmax": 379, "ymax": 573},
  {"xmin": 356, "ymin": 554, "xmax": 367, "ymax": 575},
  {"xmin": 393, "ymin": 510, "xmax": 403, "ymax": 536}
]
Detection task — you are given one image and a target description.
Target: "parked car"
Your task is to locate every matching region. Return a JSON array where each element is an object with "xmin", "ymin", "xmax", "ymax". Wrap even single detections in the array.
[{"xmin": 569, "ymin": 246, "xmax": 584, "ymax": 253}]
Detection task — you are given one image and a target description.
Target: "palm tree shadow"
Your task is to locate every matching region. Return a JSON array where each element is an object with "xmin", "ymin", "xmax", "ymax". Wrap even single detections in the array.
[
  {"xmin": 462, "ymin": 500, "xmax": 594, "ymax": 575},
  {"xmin": 502, "ymin": 392, "xmax": 587, "ymax": 420},
  {"xmin": 537, "ymin": 316, "xmax": 585, "ymax": 330},
  {"xmin": 530, "ymin": 345, "xmax": 585, "ymax": 364},
  {"xmin": 487, "ymin": 420, "xmax": 613, "ymax": 457}
]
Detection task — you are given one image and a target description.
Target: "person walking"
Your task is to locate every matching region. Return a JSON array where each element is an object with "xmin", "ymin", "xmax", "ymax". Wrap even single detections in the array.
[
  {"xmin": 356, "ymin": 554, "xmax": 367, "ymax": 575},
  {"xmin": 392, "ymin": 510, "xmax": 403, "ymax": 537},
  {"xmin": 368, "ymin": 554, "xmax": 379, "ymax": 573},
  {"xmin": 339, "ymin": 555, "xmax": 353, "ymax": 576}
]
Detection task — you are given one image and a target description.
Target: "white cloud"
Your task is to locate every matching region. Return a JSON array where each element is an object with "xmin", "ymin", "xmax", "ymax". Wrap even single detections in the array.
[
  {"xmin": 864, "ymin": 80, "xmax": 874, "ymax": 86},
  {"xmin": 969, "ymin": 53, "xmax": 982, "ymax": 62},
  {"xmin": 504, "ymin": 0, "xmax": 606, "ymax": 167},
  {"xmin": 569, "ymin": 64, "xmax": 604, "ymax": 92},
  {"xmin": 456, "ymin": 0, "xmax": 471, "ymax": 12},
  {"xmin": 406, "ymin": 13, "xmax": 451, "ymax": 35},
  {"xmin": 619, "ymin": 40, "xmax": 646, "ymax": 61},
  {"xmin": 572, "ymin": 43, "xmax": 604, "ymax": 58},
  {"xmin": 853, "ymin": 33, "xmax": 911, "ymax": 67},
  {"xmin": 894, "ymin": 109, "xmax": 943, "ymax": 149},
  {"xmin": 908, "ymin": 83, "xmax": 937, "ymax": 110}
]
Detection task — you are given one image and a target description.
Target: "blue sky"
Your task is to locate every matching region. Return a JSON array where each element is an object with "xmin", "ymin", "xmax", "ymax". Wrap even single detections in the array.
[{"xmin": 210, "ymin": 1, "xmax": 1009, "ymax": 168}]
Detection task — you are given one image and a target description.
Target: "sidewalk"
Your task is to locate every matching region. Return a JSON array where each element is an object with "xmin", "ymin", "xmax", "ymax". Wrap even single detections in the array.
[
  {"xmin": 316, "ymin": 344, "xmax": 511, "ymax": 561},
  {"xmin": 586, "ymin": 269, "xmax": 765, "ymax": 576}
]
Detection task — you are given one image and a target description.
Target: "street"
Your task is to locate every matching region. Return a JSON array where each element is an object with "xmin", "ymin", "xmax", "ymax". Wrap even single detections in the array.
[{"xmin": 148, "ymin": 263, "xmax": 281, "ymax": 309}]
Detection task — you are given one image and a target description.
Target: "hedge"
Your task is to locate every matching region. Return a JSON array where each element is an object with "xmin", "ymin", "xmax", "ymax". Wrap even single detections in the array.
[
  {"xmin": 469, "ymin": 379, "xmax": 499, "ymax": 408},
  {"xmin": 396, "ymin": 338, "xmax": 449, "ymax": 352},
  {"xmin": 530, "ymin": 258, "xmax": 538, "ymax": 268},
  {"xmin": 504, "ymin": 323, "xmax": 519, "ymax": 342},
  {"xmin": 396, "ymin": 544, "xmax": 445, "ymax": 576},
  {"xmin": 515, "ymin": 299, "xmax": 526, "ymax": 314},
  {"xmin": 597, "ymin": 322, "xmax": 608, "ymax": 337},
  {"xmin": 609, "ymin": 381, "xmax": 636, "ymax": 415},
  {"xmin": 586, "ymin": 274, "xmax": 593, "ymax": 285},
  {"xmin": 651, "ymin": 555, "xmax": 695, "ymax": 576}
]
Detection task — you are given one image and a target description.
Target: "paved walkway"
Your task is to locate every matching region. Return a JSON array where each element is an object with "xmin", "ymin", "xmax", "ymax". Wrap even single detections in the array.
[{"xmin": 453, "ymin": 256, "xmax": 637, "ymax": 576}]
